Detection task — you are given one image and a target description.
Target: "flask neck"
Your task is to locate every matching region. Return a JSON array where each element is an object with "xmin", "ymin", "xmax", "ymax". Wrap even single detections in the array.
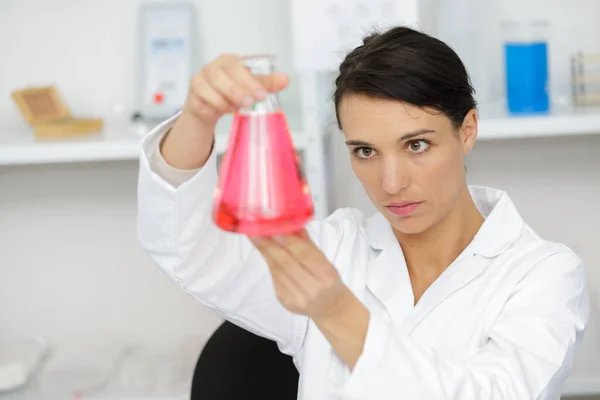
[
  {"xmin": 240, "ymin": 55, "xmax": 281, "ymax": 115},
  {"xmin": 244, "ymin": 54, "xmax": 275, "ymax": 75},
  {"xmin": 240, "ymin": 96, "xmax": 280, "ymax": 114}
]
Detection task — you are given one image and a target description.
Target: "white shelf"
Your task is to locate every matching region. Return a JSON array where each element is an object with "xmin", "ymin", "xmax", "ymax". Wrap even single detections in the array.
[
  {"xmin": 0, "ymin": 116, "xmax": 308, "ymax": 167},
  {"xmin": 0, "ymin": 123, "xmax": 145, "ymax": 166},
  {"xmin": 477, "ymin": 104, "xmax": 600, "ymax": 140},
  {"xmin": 2, "ymin": 105, "xmax": 599, "ymax": 167}
]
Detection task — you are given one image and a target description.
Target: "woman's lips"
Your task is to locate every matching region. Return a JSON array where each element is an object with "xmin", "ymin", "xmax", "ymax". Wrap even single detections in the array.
[{"xmin": 387, "ymin": 201, "xmax": 422, "ymax": 217}]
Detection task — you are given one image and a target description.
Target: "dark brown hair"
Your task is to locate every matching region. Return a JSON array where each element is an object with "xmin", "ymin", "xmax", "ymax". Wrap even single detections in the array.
[{"xmin": 333, "ymin": 26, "xmax": 477, "ymax": 130}]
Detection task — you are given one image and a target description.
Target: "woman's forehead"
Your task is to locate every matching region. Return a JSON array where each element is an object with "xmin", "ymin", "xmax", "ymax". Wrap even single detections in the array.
[{"xmin": 338, "ymin": 95, "xmax": 450, "ymax": 137}]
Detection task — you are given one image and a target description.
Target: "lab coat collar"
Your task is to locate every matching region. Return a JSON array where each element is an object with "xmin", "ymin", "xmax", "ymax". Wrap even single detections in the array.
[
  {"xmin": 363, "ymin": 185, "xmax": 524, "ymax": 258},
  {"xmin": 467, "ymin": 185, "xmax": 525, "ymax": 257},
  {"xmin": 361, "ymin": 186, "xmax": 524, "ymax": 332}
]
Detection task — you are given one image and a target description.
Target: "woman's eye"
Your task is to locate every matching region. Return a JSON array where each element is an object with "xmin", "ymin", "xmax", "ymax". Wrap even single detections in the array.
[
  {"xmin": 359, "ymin": 148, "xmax": 372, "ymax": 157},
  {"xmin": 355, "ymin": 147, "xmax": 376, "ymax": 159},
  {"xmin": 407, "ymin": 140, "xmax": 430, "ymax": 153}
]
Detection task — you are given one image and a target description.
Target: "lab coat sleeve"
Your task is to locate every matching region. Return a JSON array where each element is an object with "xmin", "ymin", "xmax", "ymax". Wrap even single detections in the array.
[
  {"xmin": 334, "ymin": 250, "xmax": 589, "ymax": 400},
  {"xmin": 150, "ymin": 139, "xmax": 199, "ymax": 188},
  {"xmin": 136, "ymin": 115, "xmax": 309, "ymax": 356}
]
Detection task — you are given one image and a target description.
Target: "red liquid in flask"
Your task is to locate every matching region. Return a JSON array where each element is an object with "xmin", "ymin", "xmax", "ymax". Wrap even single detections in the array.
[{"xmin": 213, "ymin": 111, "xmax": 314, "ymax": 236}]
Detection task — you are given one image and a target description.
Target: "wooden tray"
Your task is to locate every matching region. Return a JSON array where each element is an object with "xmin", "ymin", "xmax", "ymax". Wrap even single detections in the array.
[{"xmin": 11, "ymin": 86, "xmax": 103, "ymax": 137}]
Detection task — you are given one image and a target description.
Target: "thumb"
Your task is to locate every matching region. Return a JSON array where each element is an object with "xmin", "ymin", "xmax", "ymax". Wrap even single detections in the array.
[{"xmin": 258, "ymin": 72, "xmax": 290, "ymax": 93}]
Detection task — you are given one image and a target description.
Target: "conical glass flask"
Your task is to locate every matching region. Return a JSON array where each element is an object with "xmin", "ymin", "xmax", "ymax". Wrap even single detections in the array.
[{"xmin": 213, "ymin": 55, "xmax": 314, "ymax": 236}]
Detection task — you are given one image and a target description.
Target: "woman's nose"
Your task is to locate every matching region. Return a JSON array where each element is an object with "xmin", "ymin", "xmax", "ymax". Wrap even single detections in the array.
[{"xmin": 380, "ymin": 158, "xmax": 409, "ymax": 194}]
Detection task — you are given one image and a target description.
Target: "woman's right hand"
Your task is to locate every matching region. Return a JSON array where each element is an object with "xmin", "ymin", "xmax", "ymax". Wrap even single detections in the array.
[
  {"xmin": 160, "ymin": 54, "xmax": 290, "ymax": 170},
  {"xmin": 183, "ymin": 53, "xmax": 290, "ymax": 127}
]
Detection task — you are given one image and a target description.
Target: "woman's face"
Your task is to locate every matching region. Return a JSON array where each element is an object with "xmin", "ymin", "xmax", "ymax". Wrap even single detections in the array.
[{"xmin": 338, "ymin": 94, "xmax": 478, "ymax": 235}]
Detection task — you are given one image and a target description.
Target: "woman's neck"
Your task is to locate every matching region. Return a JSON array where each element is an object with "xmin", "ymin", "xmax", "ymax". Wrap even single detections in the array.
[{"xmin": 395, "ymin": 185, "xmax": 485, "ymax": 279}]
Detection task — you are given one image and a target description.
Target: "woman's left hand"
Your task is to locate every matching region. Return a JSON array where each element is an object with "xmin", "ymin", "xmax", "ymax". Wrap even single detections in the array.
[
  {"xmin": 249, "ymin": 230, "xmax": 353, "ymax": 323},
  {"xmin": 250, "ymin": 230, "xmax": 371, "ymax": 369}
]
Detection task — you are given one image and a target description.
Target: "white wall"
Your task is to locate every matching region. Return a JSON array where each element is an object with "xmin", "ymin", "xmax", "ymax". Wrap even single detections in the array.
[
  {"xmin": 1, "ymin": 0, "xmax": 599, "ymax": 384},
  {"xmin": 0, "ymin": 0, "xmax": 303, "ymax": 125},
  {"xmin": 0, "ymin": 160, "xmax": 222, "ymax": 346}
]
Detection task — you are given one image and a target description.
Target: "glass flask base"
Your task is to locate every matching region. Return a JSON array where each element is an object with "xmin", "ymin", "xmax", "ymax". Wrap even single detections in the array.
[{"xmin": 213, "ymin": 201, "xmax": 313, "ymax": 237}]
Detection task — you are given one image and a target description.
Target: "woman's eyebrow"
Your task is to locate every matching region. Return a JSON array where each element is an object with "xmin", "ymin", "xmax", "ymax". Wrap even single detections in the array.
[{"xmin": 345, "ymin": 129, "xmax": 436, "ymax": 146}]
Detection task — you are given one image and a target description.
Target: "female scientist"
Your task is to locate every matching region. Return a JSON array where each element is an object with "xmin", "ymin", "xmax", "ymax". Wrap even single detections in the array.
[{"xmin": 137, "ymin": 26, "xmax": 588, "ymax": 399}]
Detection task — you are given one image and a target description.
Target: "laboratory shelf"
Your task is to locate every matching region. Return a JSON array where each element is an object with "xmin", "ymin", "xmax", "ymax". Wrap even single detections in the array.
[
  {"xmin": 0, "ymin": 125, "xmax": 143, "ymax": 166},
  {"xmin": 1, "ymin": 105, "xmax": 600, "ymax": 167},
  {"xmin": 0, "ymin": 118, "xmax": 308, "ymax": 167},
  {"xmin": 477, "ymin": 103, "xmax": 600, "ymax": 140}
]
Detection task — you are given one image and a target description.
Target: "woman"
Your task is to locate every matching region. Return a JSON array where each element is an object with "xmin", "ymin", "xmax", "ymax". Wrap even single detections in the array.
[{"xmin": 137, "ymin": 27, "xmax": 588, "ymax": 399}]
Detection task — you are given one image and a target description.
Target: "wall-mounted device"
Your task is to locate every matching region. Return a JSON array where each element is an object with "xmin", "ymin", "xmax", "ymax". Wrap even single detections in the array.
[{"xmin": 137, "ymin": 2, "xmax": 197, "ymax": 121}]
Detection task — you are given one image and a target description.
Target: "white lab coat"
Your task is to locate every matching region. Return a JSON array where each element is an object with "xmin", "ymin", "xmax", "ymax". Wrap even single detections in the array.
[{"xmin": 137, "ymin": 116, "xmax": 589, "ymax": 400}]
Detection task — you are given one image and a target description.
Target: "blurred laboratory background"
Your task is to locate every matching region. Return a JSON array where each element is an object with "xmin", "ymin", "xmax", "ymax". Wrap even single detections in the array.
[{"xmin": 0, "ymin": 0, "xmax": 599, "ymax": 399}]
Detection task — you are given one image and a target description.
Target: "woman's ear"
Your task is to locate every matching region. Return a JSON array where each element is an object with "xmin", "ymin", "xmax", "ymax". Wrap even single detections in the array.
[{"xmin": 460, "ymin": 109, "xmax": 478, "ymax": 155}]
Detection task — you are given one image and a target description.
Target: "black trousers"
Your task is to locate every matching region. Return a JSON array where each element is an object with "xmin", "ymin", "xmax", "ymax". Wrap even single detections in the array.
[{"xmin": 191, "ymin": 321, "xmax": 299, "ymax": 399}]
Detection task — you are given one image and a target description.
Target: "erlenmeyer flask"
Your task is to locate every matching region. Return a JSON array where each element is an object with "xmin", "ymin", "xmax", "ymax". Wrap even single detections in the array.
[{"xmin": 213, "ymin": 55, "xmax": 314, "ymax": 236}]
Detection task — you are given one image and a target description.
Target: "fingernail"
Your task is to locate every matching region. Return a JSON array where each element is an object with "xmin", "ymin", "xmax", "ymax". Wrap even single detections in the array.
[
  {"xmin": 272, "ymin": 235, "xmax": 285, "ymax": 244},
  {"xmin": 255, "ymin": 90, "xmax": 267, "ymax": 100}
]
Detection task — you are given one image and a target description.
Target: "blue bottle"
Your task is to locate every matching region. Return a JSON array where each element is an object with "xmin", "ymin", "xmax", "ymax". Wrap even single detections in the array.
[{"xmin": 503, "ymin": 21, "xmax": 550, "ymax": 114}]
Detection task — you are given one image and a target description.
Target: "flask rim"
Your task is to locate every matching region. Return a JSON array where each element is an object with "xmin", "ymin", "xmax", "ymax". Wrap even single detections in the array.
[{"xmin": 242, "ymin": 54, "xmax": 276, "ymax": 74}]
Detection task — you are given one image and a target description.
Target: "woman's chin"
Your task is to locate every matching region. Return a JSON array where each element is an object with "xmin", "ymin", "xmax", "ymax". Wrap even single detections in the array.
[{"xmin": 384, "ymin": 212, "xmax": 432, "ymax": 236}]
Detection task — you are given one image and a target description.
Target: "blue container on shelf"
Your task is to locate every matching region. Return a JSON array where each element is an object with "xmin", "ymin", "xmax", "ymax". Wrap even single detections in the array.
[{"xmin": 503, "ymin": 20, "xmax": 550, "ymax": 114}]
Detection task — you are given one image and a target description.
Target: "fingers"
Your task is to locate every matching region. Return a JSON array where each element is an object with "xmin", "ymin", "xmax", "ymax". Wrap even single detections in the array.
[
  {"xmin": 190, "ymin": 74, "xmax": 233, "ymax": 114},
  {"xmin": 225, "ymin": 61, "xmax": 269, "ymax": 101},
  {"xmin": 251, "ymin": 237, "xmax": 320, "ymax": 292},
  {"xmin": 250, "ymin": 234, "xmax": 343, "ymax": 317},
  {"xmin": 183, "ymin": 91, "xmax": 221, "ymax": 122},
  {"xmin": 251, "ymin": 232, "xmax": 335, "ymax": 284},
  {"xmin": 252, "ymin": 237, "xmax": 317, "ymax": 312},
  {"xmin": 257, "ymin": 242, "xmax": 301, "ymax": 304},
  {"xmin": 277, "ymin": 234, "xmax": 338, "ymax": 282},
  {"xmin": 206, "ymin": 66, "xmax": 250, "ymax": 108},
  {"xmin": 185, "ymin": 53, "xmax": 290, "ymax": 125},
  {"xmin": 258, "ymin": 72, "xmax": 290, "ymax": 93}
]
